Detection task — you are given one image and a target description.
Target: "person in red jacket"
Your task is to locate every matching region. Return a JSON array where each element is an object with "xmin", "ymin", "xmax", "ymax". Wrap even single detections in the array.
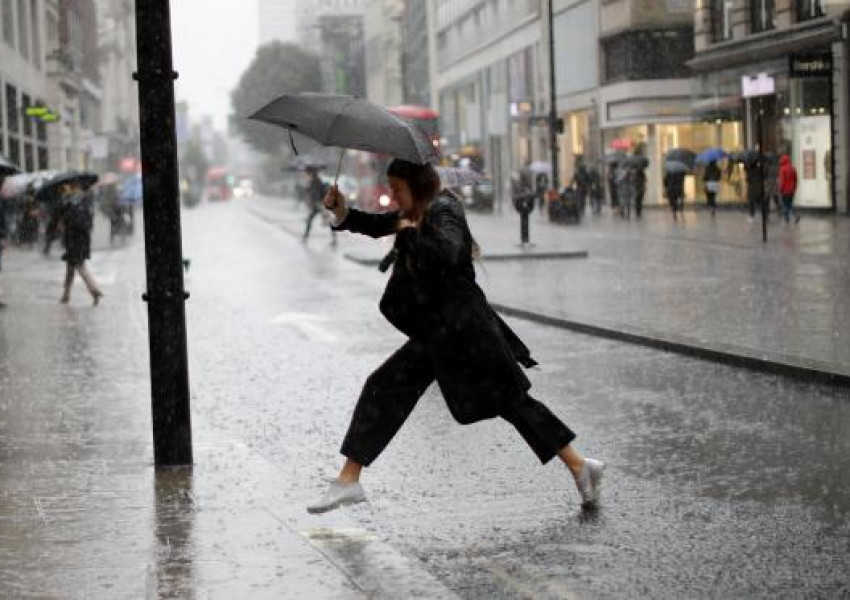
[{"xmin": 778, "ymin": 154, "xmax": 800, "ymax": 224}]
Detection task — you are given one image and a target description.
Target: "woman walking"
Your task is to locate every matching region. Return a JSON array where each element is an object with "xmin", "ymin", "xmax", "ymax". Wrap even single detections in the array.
[
  {"xmin": 703, "ymin": 160, "xmax": 721, "ymax": 217},
  {"xmin": 307, "ymin": 159, "xmax": 605, "ymax": 514},
  {"xmin": 59, "ymin": 182, "xmax": 103, "ymax": 305},
  {"xmin": 778, "ymin": 154, "xmax": 800, "ymax": 224}
]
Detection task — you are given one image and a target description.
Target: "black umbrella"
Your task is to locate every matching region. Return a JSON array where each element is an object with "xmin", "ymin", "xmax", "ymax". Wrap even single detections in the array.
[
  {"xmin": 664, "ymin": 148, "xmax": 696, "ymax": 168},
  {"xmin": 730, "ymin": 149, "xmax": 761, "ymax": 166},
  {"xmin": 35, "ymin": 171, "xmax": 99, "ymax": 203},
  {"xmin": 603, "ymin": 152, "xmax": 627, "ymax": 165},
  {"xmin": 664, "ymin": 160, "xmax": 691, "ymax": 174},
  {"xmin": 0, "ymin": 153, "xmax": 20, "ymax": 178},
  {"xmin": 249, "ymin": 93, "xmax": 438, "ymax": 170}
]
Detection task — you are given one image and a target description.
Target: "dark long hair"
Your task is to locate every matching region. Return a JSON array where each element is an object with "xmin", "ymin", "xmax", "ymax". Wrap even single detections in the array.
[{"xmin": 386, "ymin": 159, "xmax": 440, "ymax": 216}]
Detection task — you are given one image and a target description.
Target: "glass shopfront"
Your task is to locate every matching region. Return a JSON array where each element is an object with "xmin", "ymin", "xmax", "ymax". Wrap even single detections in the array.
[
  {"xmin": 602, "ymin": 120, "xmax": 744, "ymax": 206},
  {"xmin": 694, "ymin": 49, "xmax": 836, "ymax": 210}
]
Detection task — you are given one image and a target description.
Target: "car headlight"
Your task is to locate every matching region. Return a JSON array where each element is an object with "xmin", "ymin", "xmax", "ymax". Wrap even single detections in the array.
[{"xmin": 379, "ymin": 194, "xmax": 391, "ymax": 207}]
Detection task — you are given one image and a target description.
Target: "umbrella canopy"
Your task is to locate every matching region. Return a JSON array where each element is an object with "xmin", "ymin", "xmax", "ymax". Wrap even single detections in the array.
[
  {"xmin": 0, "ymin": 153, "xmax": 21, "ymax": 178},
  {"xmin": 696, "ymin": 148, "xmax": 728, "ymax": 164},
  {"xmin": 603, "ymin": 152, "xmax": 627, "ymax": 165},
  {"xmin": 436, "ymin": 166, "xmax": 485, "ymax": 188},
  {"xmin": 664, "ymin": 148, "xmax": 696, "ymax": 168},
  {"xmin": 730, "ymin": 149, "xmax": 762, "ymax": 166},
  {"xmin": 0, "ymin": 170, "xmax": 58, "ymax": 198},
  {"xmin": 249, "ymin": 93, "xmax": 438, "ymax": 166},
  {"xmin": 34, "ymin": 171, "xmax": 98, "ymax": 203},
  {"xmin": 664, "ymin": 160, "xmax": 691, "ymax": 174}
]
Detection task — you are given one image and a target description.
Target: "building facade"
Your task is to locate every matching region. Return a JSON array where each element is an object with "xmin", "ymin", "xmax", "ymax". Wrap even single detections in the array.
[
  {"xmin": 364, "ymin": 0, "xmax": 405, "ymax": 106},
  {"xmin": 690, "ymin": 0, "xmax": 850, "ymax": 213},
  {"xmin": 258, "ymin": 0, "xmax": 298, "ymax": 45},
  {"xmin": 401, "ymin": 0, "xmax": 431, "ymax": 106},
  {"xmin": 429, "ymin": 0, "xmax": 697, "ymax": 209},
  {"xmin": 429, "ymin": 0, "xmax": 547, "ymax": 211},
  {"xmin": 559, "ymin": 0, "xmax": 696, "ymax": 207},
  {"xmin": 1, "ymin": 0, "xmax": 53, "ymax": 172},
  {"xmin": 94, "ymin": 0, "xmax": 138, "ymax": 173}
]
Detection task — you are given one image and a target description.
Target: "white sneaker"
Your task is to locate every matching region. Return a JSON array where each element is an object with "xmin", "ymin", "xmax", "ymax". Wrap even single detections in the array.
[
  {"xmin": 575, "ymin": 458, "xmax": 605, "ymax": 509},
  {"xmin": 307, "ymin": 481, "xmax": 366, "ymax": 514}
]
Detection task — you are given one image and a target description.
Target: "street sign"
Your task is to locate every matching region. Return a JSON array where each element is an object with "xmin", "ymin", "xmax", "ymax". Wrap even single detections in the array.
[
  {"xmin": 741, "ymin": 73, "xmax": 775, "ymax": 98},
  {"xmin": 789, "ymin": 53, "xmax": 832, "ymax": 78}
]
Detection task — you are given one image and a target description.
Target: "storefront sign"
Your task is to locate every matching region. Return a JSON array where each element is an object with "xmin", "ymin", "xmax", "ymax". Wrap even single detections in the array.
[
  {"xmin": 789, "ymin": 54, "xmax": 832, "ymax": 78},
  {"xmin": 741, "ymin": 73, "xmax": 775, "ymax": 98}
]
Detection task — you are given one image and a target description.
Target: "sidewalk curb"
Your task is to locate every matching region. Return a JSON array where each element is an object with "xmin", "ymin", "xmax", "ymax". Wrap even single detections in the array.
[
  {"xmin": 343, "ymin": 250, "xmax": 589, "ymax": 267},
  {"xmin": 490, "ymin": 303, "xmax": 850, "ymax": 388}
]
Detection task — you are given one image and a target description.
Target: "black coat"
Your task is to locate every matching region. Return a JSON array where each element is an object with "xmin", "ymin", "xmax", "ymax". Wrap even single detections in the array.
[
  {"xmin": 334, "ymin": 193, "xmax": 537, "ymax": 424},
  {"xmin": 61, "ymin": 192, "xmax": 94, "ymax": 265}
]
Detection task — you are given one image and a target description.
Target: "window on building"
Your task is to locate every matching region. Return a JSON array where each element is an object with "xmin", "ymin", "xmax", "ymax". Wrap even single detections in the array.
[
  {"xmin": 22, "ymin": 93, "xmax": 32, "ymax": 137},
  {"xmin": 37, "ymin": 145, "xmax": 48, "ymax": 170},
  {"xmin": 710, "ymin": 0, "xmax": 734, "ymax": 42},
  {"xmin": 30, "ymin": 0, "xmax": 39, "ymax": 68},
  {"xmin": 23, "ymin": 141, "xmax": 33, "ymax": 171},
  {"xmin": 17, "ymin": 0, "xmax": 27, "ymax": 59},
  {"xmin": 796, "ymin": 0, "xmax": 824, "ymax": 21},
  {"xmin": 2, "ymin": 0, "xmax": 14, "ymax": 46},
  {"xmin": 603, "ymin": 28, "xmax": 694, "ymax": 84},
  {"xmin": 8, "ymin": 135, "xmax": 19, "ymax": 166},
  {"xmin": 5, "ymin": 84, "xmax": 18, "ymax": 134},
  {"xmin": 750, "ymin": 0, "xmax": 775, "ymax": 33}
]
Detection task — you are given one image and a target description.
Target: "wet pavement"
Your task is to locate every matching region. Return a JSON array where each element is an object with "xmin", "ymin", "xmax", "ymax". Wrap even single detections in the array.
[
  {"xmin": 250, "ymin": 196, "xmax": 850, "ymax": 377},
  {"xmin": 0, "ymin": 198, "xmax": 849, "ymax": 597}
]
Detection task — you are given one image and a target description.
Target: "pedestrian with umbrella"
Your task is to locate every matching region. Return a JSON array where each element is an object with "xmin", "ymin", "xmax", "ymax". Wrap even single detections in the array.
[
  {"xmin": 249, "ymin": 93, "xmax": 606, "ymax": 514},
  {"xmin": 703, "ymin": 161, "xmax": 722, "ymax": 217},
  {"xmin": 624, "ymin": 155, "xmax": 649, "ymax": 219},
  {"xmin": 301, "ymin": 165, "xmax": 335, "ymax": 244},
  {"xmin": 47, "ymin": 173, "xmax": 103, "ymax": 305},
  {"xmin": 663, "ymin": 161, "xmax": 689, "ymax": 221},
  {"xmin": 696, "ymin": 149, "xmax": 726, "ymax": 217}
]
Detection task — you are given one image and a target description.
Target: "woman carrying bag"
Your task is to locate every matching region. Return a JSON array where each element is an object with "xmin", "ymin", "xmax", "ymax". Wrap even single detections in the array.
[{"xmin": 307, "ymin": 158, "xmax": 605, "ymax": 514}]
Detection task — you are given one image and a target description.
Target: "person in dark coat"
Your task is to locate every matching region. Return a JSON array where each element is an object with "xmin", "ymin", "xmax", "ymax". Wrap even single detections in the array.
[
  {"xmin": 745, "ymin": 157, "xmax": 763, "ymax": 221},
  {"xmin": 58, "ymin": 182, "xmax": 103, "ymax": 305},
  {"xmin": 307, "ymin": 158, "xmax": 605, "ymax": 514},
  {"xmin": 633, "ymin": 165, "xmax": 647, "ymax": 218},
  {"xmin": 0, "ymin": 195, "xmax": 6, "ymax": 307},
  {"xmin": 663, "ymin": 169, "xmax": 686, "ymax": 220},
  {"xmin": 301, "ymin": 166, "xmax": 336, "ymax": 244},
  {"xmin": 607, "ymin": 163, "xmax": 619, "ymax": 210},
  {"xmin": 703, "ymin": 160, "xmax": 721, "ymax": 217}
]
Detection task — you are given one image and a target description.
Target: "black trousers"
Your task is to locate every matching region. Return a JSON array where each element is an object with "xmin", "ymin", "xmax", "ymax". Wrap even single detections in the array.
[{"xmin": 340, "ymin": 340, "xmax": 576, "ymax": 467}]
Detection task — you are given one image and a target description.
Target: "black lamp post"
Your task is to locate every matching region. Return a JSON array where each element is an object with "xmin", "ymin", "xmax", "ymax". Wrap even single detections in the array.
[{"xmin": 134, "ymin": 0, "xmax": 193, "ymax": 467}]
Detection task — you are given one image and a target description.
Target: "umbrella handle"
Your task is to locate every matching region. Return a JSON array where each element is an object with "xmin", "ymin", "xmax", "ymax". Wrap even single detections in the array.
[{"xmin": 333, "ymin": 148, "xmax": 345, "ymax": 187}]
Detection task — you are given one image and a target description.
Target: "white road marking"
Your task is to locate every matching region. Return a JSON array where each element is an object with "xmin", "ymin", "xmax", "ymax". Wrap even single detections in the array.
[{"xmin": 272, "ymin": 312, "xmax": 338, "ymax": 343}]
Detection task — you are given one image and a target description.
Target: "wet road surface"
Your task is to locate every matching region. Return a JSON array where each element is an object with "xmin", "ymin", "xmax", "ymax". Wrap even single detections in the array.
[{"xmin": 0, "ymin": 198, "xmax": 848, "ymax": 598}]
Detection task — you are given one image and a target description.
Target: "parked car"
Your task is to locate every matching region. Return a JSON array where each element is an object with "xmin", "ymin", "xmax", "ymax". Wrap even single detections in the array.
[{"xmin": 458, "ymin": 178, "xmax": 495, "ymax": 212}]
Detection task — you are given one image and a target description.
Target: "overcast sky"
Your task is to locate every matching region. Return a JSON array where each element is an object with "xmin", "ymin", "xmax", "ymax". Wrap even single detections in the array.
[{"xmin": 171, "ymin": 1, "xmax": 260, "ymax": 130}]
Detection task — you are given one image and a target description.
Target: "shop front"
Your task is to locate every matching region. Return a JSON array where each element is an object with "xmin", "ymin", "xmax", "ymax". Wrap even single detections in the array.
[
  {"xmin": 601, "ymin": 120, "xmax": 742, "ymax": 207},
  {"xmin": 693, "ymin": 48, "xmax": 837, "ymax": 210}
]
